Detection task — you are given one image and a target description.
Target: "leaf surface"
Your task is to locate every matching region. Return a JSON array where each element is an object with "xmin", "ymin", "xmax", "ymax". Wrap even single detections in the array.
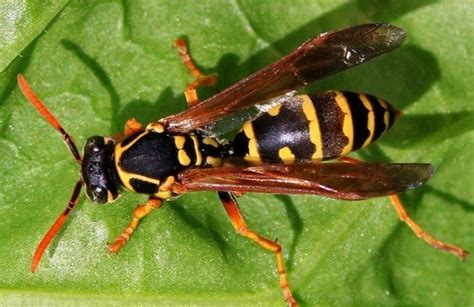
[{"xmin": 0, "ymin": 1, "xmax": 472, "ymax": 306}]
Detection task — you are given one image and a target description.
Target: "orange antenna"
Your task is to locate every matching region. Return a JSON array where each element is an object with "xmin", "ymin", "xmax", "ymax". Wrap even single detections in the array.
[
  {"xmin": 17, "ymin": 74, "xmax": 82, "ymax": 163},
  {"xmin": 31, "ymin": 179, "xmax": 83, "ymax": 272},
  {"xmin": 17, "ymin": 74, "xmax": 85, "ymax": 272}
]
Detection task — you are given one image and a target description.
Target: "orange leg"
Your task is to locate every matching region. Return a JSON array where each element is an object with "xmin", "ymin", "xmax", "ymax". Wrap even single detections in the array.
[
  {"xmin": 339, "ymin": 156, "xmax": 468, "ymax": 260},
  {"xmin": 108, "ymin": 197, "xmax": 163, "ymax": 253},
  {"xmin": 114, "ymin": 118, "xmax": 143, "ymax": 142},
  {"xmin": 218, "ymin": 192, "xmax": 297, "ymax": 306},
  {"xmin": 175, "ymin": 38, "xmax": 217, "ymax": 107},
  {"xmin": 123, "ymin": 118, "xmax": 143, "ymax": 137}
]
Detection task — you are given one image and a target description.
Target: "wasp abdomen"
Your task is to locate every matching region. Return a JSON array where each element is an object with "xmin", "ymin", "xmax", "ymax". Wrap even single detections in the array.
[{"xmin": 232, "ymin": 91, "xmax": 400, "ymax": 162}]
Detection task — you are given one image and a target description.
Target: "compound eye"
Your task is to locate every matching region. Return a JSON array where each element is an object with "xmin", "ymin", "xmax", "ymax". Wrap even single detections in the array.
[{"xmin": 88, "ymin": 185, "xmax": 108, "ymax": 204}]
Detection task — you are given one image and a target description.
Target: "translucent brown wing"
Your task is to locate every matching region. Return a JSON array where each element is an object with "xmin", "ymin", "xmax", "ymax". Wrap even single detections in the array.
[
  {"xmin": 164, "ymin": 24, "xmax": 406, "ymax": 133},
  {"xmin": 172, "ymin": 162, "xmax": 433, "ymax": 200}
]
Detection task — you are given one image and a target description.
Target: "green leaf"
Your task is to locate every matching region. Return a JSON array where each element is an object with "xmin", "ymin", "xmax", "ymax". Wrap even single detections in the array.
[
  {"xmin": 0, "ymin": 1, "xmax": 472, "ymax": 306},
  {"xmin": 0, "ymin": 0, "xmax": 69, "ymax": 72}
]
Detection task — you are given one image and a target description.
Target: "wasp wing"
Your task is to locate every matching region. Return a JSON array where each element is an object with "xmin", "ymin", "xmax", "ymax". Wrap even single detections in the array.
[
  {"xmin": 164, "ymin": 24, "xmax": 406, "ymax": 133},
  {"xmin": 172, "ymin": 162, "xmax": 433, "ymax": 200}
]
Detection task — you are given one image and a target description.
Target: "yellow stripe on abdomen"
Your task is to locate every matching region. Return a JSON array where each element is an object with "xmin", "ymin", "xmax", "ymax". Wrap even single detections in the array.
[
  {"xmin": 301, "ymin": 95, "xmax": 323, "ymax": 160},
  {"xmin": 334, "ymin": 91, "xmax": 354, "ymax": 156},
  {"xmin": 242, "ymin": 121, "xmax": 261, "ymax": 162},
  {"xmin": 358, "ymin": 94, "xmax": 375, "ymax": 148}
]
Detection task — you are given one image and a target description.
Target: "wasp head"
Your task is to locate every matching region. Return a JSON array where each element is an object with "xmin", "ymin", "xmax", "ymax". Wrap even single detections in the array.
[{"xmin": 82, "ymin": 136, "xmax": 120, "ymax": 203}]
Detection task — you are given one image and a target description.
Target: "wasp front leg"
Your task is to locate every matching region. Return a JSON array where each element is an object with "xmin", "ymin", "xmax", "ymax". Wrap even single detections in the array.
[
  {"xmin": 339, "ymin": 156, "xmax": 468, "ymax": 260},
  {"xmin": 108, "ymin": 197, "xmax": 163, "ymax": 253},
  {"xmin": 218, "ymin": 192, "xmax": 297, "ymax": 306},
  {"xmin": 123, "ymin": 118, "xmax": 143, "ymax": 137},
  {"xmin": 114, "ymin": 118, "xmax": 144, "ymax": 142},
  {"xmin": 175, "ymin": 38, "xmax": 217, "ymax": 107}
]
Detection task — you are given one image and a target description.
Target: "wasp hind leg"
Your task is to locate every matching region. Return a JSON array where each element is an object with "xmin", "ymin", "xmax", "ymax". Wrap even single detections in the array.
[
  {"xmin": 218, "ymin": 192, "xmax": 297, "ymax": 306},
  {"xmin": 389, "ymin": 195, "xmax": 468, "ymax": 259},
  {"xmin": 339, "ymin": 156, "xmax": 468, "ymax": 260},
  {"xmin": 108, "ymin": 197, "xmax": 163, "ymax": 253},
  {"xmin": 175, "ymin": 38, "xmax": 217, "ymax": 107}
]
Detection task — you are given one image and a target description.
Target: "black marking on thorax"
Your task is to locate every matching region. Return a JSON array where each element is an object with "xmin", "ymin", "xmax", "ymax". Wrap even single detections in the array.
[
  {"xmin": 129, "ymin": 178, "xmax": 159, "ymax": 194},
  {"xmin": 119, "ymin": 131, "xmax": 185, "ymax": 180}
]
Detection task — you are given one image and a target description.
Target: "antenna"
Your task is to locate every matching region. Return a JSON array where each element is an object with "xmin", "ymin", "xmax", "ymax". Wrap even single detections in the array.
[
  {"xmin": 31, "ymin": 180, "xmax": 83, "ymax": 272},
  {"xmin": 17, "ymin": 74, "xmax": 81, "ymax": 163},
  {"xmin": 17, "ymin": 74, "xmax": 84, "ymax": 272}
]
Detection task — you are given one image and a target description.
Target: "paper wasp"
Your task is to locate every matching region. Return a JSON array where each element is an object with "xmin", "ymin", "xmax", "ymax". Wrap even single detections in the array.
[{"xmin": 18, "ymin": 24, "xmax": 468, "ymax": 306}]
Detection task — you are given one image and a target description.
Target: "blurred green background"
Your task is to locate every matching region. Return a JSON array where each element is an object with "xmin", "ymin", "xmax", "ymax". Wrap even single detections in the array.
[{"xmin": 0, "ymin": 1, "xmax": 472, "ymax": 306}]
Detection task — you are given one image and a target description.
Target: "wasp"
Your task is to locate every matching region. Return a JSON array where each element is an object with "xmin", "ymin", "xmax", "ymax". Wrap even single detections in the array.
[{"xmin": 18, "ymin": 24, "xmax": 468, "ymax": 306}]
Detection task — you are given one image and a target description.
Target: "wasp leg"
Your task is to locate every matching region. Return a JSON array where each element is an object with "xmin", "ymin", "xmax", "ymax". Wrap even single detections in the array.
[
  {"xmin": 339, "ymin": 156, "xmax": 468, "ymax": 260},
  {"xmin": 114, "ymin": 118, "xmax": 144, "ymax": 142},
  {"xmin": 218, "ymin": 192, "xmax": 297, "ymax": 306},
  {"xmin": 175, "ymin": 38, "xmax": 217, "ymax": 107},
  {"xmin": 108, "ymin": 197, "xmax": 163, "ymax": 253},
  {"xmin": 233, "ymin": 191, "xmax": 246, "ymax": 197},
  {"xmin": 123, "ymin": 118, "xmax": 143, "ymax": 137}
]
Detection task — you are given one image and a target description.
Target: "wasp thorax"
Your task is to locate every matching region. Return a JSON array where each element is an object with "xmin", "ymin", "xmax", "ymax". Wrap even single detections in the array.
[{"xmin": 82, "ymin": 136, "xmax": 120, "ymax": 203}]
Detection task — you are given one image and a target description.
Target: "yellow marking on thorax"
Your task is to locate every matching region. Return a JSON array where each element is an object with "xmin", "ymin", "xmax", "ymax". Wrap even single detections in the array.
[
  {"xmin": 114, "ymin": 130, "xmax": 179, "ymax": 195},
  {"xmin": 359, "ymin": 94, "xmax": 375, "ymax": 148},
  {"xmin": 190, "ymin": 135, "xmax": 202, "ymax": 165},
  {"xmin": 174, "ymin": 135, "xmax": 191, "ymax": 166},
  {"xmin": 115, "ymin": 130, "xmax": 149, "ymax": 190},
  {"xmin": 174, "ymin": 135, "xmax": 186, "ymax": 149},
  {"xmin": 117, "ymin": 130, "xmax": 147, "ymax": 152},
  {"xmin": 146, "ymin": 122, "xmax": 165, "ymax": 133},
  {"xmin": 118, "ymin": 170, "xmax": 162, "ymax": 192},
  {"xmin": 203, "ymin": 137, "xmax": 219, "ymax": 148},
  {"xmin": 267, "ymin": 104, "xmax": 282, "ymax": 116},
  {"xmin": 178, "ymin": 150, "xmax": 191, "ymax": 166},
  {"xmin": 300, "ymin": 95, "xmax": 323, "ymax": 159},
  {"xmin": 334, "ymin": 91, "xmax": 353, "ymax": 156},
  {"xmin": 278, "ymin": 146, "xmax": 295, "ymax": 163}
]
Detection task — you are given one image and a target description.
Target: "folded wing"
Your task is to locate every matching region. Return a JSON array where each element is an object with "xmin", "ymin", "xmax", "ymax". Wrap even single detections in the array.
[
  {"xmin": 164, "ymin": 24, "xmax": 406, "ymax": 133},
  {"xmin": 173, "ymin": 162, "xmax": 433, "ymax": 200}
]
